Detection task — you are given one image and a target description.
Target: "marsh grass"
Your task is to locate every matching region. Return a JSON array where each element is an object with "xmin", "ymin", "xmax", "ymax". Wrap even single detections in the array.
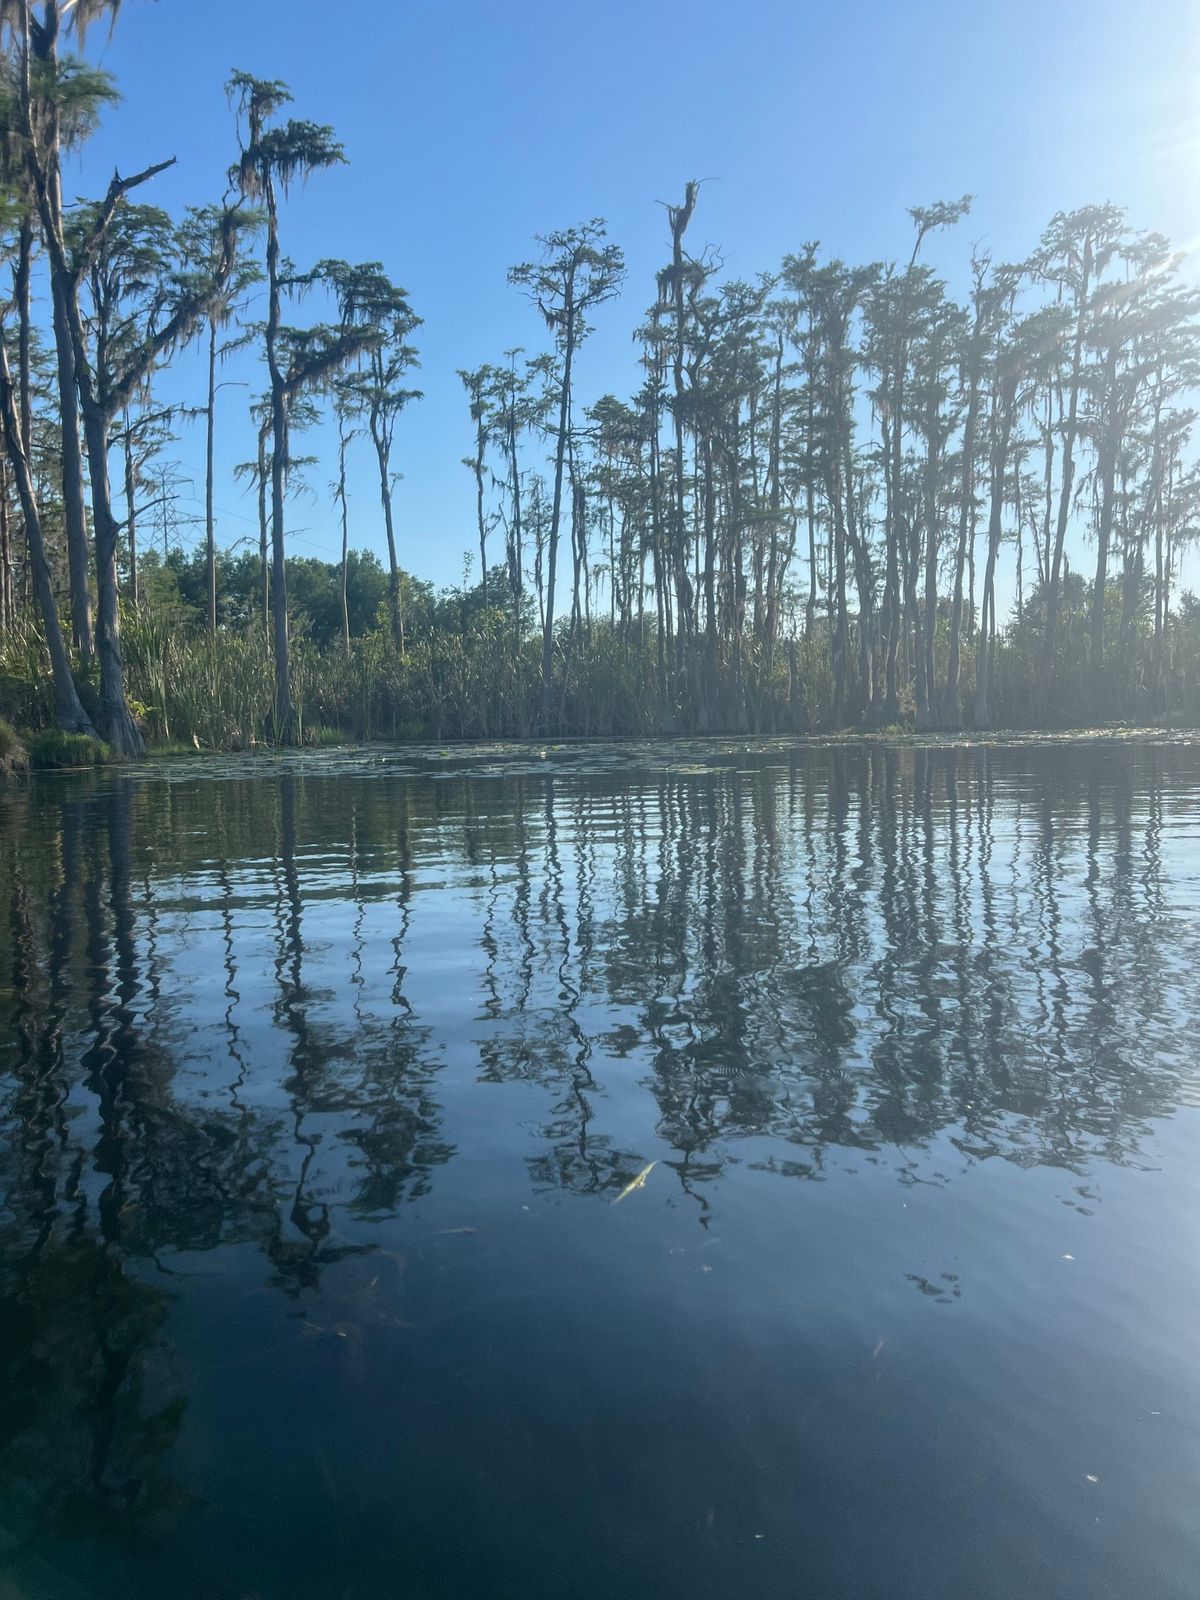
[
  {"xmin": 27, "ymin": 729, "xmax": 111, "ymax": 769},
  {"xmin": 2, "ymin": 601, "xmax": 1198, "ymax": 755}
]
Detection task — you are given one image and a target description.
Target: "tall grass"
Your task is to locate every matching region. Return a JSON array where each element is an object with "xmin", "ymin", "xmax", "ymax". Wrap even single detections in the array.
[{"xmin": 3, "ymin": 603, "xmax": 1198, "ymax": 753}]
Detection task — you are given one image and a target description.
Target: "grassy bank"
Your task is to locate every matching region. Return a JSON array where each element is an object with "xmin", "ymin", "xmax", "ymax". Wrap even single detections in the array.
[{"xmin": 2, "ymin": 600, "xmax": 1199, "ymax": 759}]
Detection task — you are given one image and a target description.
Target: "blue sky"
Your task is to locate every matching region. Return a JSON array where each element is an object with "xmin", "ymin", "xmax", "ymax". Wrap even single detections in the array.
[{"xmin": 72, "ymin": 0, "xmax": 1200, "ymax": 595}]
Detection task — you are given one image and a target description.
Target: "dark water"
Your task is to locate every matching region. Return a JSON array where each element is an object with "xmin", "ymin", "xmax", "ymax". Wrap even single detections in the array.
[{"xmin": 0, "ymin": 740, "xmax": 1198, "ymax": 1600}]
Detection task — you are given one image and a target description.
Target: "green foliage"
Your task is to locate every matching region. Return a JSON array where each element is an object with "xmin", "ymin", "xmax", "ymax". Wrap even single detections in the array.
[
  {"xmin": 139, "ymin": 546, "xmax": 393, "ymax": 645},
  {"xmin": 107, "ymin": 587, "xmax": 1200, "ymax": 749},
  {"xmin": 0, "ymin": 717, "xmax": 28, "ymax": 780},
  {"xmin": 0, "ymin": 614, "xmax": 56, "ymax": 729},
  {"xmin": 2, "ymin": 544, "xmax": 1199, "ymax": 757},
  {"xmin": 27, "ymin": 729, "xmax": 111, "ymax": 769}
]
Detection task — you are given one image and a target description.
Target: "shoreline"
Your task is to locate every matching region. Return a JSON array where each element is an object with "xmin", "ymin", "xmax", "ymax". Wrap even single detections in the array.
[{"xmin": 8, "ymin": 725, "xmax": 1199, "ymax": 782}]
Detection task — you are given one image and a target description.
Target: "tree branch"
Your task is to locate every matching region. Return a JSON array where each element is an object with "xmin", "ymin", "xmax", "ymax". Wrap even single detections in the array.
[{"xmin": 75, "ymin": 156, "xmax": 178, "ymax": 272}]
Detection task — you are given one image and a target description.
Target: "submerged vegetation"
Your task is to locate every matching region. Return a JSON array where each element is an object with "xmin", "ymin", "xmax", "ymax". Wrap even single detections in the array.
[{"xmin": 0, "ymin": 7, "xmax": 1197, "ymax": 752}]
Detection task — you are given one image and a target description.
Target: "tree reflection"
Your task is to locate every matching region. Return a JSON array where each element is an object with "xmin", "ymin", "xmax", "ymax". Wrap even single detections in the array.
[
  {"xmin": 461, "ymin": 744, "xmax": 1197, "ymax": 1194},
  {"xmin": 0, "ymin": 743, "xmax": 1195, "ymax": 1540}
]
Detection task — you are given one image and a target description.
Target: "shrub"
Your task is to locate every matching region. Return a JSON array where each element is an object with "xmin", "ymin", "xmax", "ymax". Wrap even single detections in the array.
[
  {"xmin": 0, "ymin": 719, "xmax": 27, "ymax": 777},
  {"xmin": 27, "ymin": 729, "xmax": 111, "ymax": 770}
]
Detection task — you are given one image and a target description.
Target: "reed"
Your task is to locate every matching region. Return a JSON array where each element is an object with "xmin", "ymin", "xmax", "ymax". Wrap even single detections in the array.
[{"xmin": 3, "ymin": 589, "xmax": 1198, "ymax": 755}]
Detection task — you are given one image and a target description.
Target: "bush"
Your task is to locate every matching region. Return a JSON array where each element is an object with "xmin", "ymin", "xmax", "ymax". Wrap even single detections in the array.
[
  {"xmin": 0, "ymin": 719, "xmax": 27, "ymax": 777},
  {"xmin": 27, "ymin": 729, "xmax": 111, "ymax": 770}
]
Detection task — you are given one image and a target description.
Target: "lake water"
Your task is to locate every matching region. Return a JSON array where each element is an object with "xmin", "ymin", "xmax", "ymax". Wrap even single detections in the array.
[{"xmin": 0, "ymin": 739, "xmax": 1197, "ymax": 1600}]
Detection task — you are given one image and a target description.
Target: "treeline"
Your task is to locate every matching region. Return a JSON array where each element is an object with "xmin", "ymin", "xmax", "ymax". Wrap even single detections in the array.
[
  {"xmin": 472, "ymin": 196, "xmax": 1200, "ymax": 735},
  {"xmin": 0, "ymin": 5, "xmax": 1198, "ymax": 755}
]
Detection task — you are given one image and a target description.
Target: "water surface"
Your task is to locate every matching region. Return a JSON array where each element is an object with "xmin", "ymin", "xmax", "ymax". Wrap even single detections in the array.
[{"xmin": 1, "ymin": 740, "xmax": 1198, "ymax": 1599}]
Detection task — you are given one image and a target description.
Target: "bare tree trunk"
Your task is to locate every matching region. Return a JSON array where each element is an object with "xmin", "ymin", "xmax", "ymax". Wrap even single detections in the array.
[
  {"xmin": 17, "ymin": 11, "xmax": 145, "ymax": 749},
  {"xmin": 701, "ymin": 434, "xmax": 718, "ymax": 727},
  {"xmin": 919, "ymin": 422, "xmax": 942, "ymax": 731},
  {"xmin": 371, "ymin": 415, "xmax": 404, "ymax": 653},
  {"xmin": 668, "ymin": 184, "xmax": 698, "ymax": 719},
  {"xmin": 18, "ymin": 207, "xmax": 92, "ymax": 653},
  {"xmin": 78, "ymin": 395, "xmax": 144, "ymax": 756},
  {"xmin": 205, "ymin": 317, "xmax": 218, "ymax": 635},
  {"xmin": 647, "ymin": 385, "xmax": 671, "ymax": 730},
  {"xmin": 829, "ymin": 460, "xmax": 849, "ymax": 723},
  {"xmin": 12, "ymin": 22, "xmax": 93, "ymax": 658},
  {"xmin": 1090, "ymin": 441, "xmax": 1117, "ymax": 692},
  {"xmin": 880, "ymin": 399, "xmax": 902, "ymax": 721},
  {"xmin": 469, "ymin": 395, "xmax": 488, "ymax": 611},
  {"xmin": 337, "ymin": 414, "xmax": 351, "ymax": 655},
  {"xmin": 1040, "ymin": 240, "xmax": 1093, "ymax": 710},
  {"xmin": 0, "ymin": 336, "xmax": 96, "ymax": 737},
  {"xmin": 973, "ymin": 379, "xmax": 1017, "ymax": 730},
  {"xmin": 505, "ymin": 403, "xmax": 523, "ymax": 666},
  {"xmin": 533, "ymin": 477, "xmax": 545, "ymax": 635},
  {"xmin": 804, "ymin": 341, "xmax": 818, "ymax": 638},
  {"xmin": 45, "ymin": 215, "xmax": 95, "ymax": 659},
  {"xmin": 0, "ymin": 460, "xmax": 11, "ymax": 632},
  {"xmin": 269, "ymin": 401, "xmax": 292, "ymax": 738},
  {"xmin": 122, "ymin": 409, "xmax": 140, "ymax": 610},
  {"xmin": 542, "ymin": 282, "xmax": 576, "ymax": 725},
  {"xmin": 1153, "ymin": 478, "xmax": 1165, "ymax": 705},
  {"xmin": 1089, "ymin": 355, "xmax": 1120, "ymax": 697},
  {"xmin": 257, "ymin": 419, "xmax": 269, "ymax": 634},
  {"xmin": 559, "ymin": 473, "xmax": 586, "ymax": 719},
  {"xmin": 264, "ymin": 173, "xmax": 295, "ymax": 741}
]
